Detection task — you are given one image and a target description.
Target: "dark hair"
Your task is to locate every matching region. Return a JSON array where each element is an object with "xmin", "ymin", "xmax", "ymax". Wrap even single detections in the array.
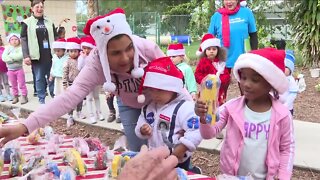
[
  {"xmin": 0, "ymin": 36, "xmax": 3, "ymax": 46},
  {"xmin": 270, "ymin": 39, "xmax": 286, "ymax": 50},
  {"xmin": 30, "ymin": 0, "xmax": 45, "ymax": 7},
  {"xmin": 56, "ymin": 26, "xmax": 66, "ymax": 39},
  {"xmin": 203, "ymin": 46, "xmax": 227, "ymax": 61}
]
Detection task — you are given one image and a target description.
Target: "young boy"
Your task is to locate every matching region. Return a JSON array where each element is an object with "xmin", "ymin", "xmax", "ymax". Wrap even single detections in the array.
[
  {"xmin": 63, "ymin": 37, "xmax": 85, "ymax": 127},
  {"xmin": 279, "ymin": 50, "xmax": 298, "ymax": 115},
  {"xmin": 167, "ymin": 43, "xmax": 197, "ymax": 101},
  {"xmin": 135, "ymin": 57, "xmax": 202, "ymax": 173},
  {"xmin": 78, "ymin": 35, "xmax": 104, "ymax": 124},
  {"xmin": 50, "ymin": 38, "xmax": 69, "ymax": 96}
]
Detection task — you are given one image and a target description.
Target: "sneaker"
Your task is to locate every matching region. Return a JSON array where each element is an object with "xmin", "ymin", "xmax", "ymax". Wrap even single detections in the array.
[
  {"xmin": 97, "ymin": 112, "xmax": 105, "ymax": 121},
  {"xmin": 76, "ymin": 112, "xmax": 86, "ymax": 119},
  {"xmin": 12, "ymin": 96, "xmax": 19, "ymax": 104},
  {"xmin": 6, "ymin": 95, "xmax": 13, "ymax": 101},
  {"xmin": 20, "ymin": 96, "xmax": 28, "ymax": 105},
  {"xmin": 107, "ymin": 110, "xmax": 116, "ymax": 122},
  {"xmin": 89, "ymin": 114, "xmax": 97, "ymax": 124},
  {"xmin": 33, "ymin": 92, "xmax": 38, "ymax": 97},
  {"xmin": 116, "ymin": 117, "xmax": 121, "ymax": 123},
  {"xmin": 0, "ymin": 95, "xmax": 5, "ymax": 102},
  {"xmin": 39, "ymin": 99, "xmax": 45, "ymax": 104},
  {"xmin": 67, "ymin": 116, "xmax": 74, "ymax": 128},
  {"xmin": 189, "ymin": 165, "xmax": 202, "ymax": 174}
]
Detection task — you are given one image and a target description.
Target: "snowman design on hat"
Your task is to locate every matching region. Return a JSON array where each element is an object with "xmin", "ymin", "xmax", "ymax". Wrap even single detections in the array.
[{"xmin": 83, "ymin": 8, "xmax": 144, "ymax": 92}]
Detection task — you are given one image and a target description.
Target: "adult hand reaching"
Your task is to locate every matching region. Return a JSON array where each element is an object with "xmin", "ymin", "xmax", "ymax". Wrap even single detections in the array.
[
  {"xmin": 0, "ymin": 123, "xmax": 28, "ymax": 147},
  {"xmin": 118, "ymin": 145, "xmax": 178, "ymax": 180}
]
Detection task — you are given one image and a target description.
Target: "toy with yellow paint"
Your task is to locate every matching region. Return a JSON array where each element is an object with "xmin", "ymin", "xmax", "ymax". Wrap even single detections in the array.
[
  {"xmin": 199, "ymin": 74, "xmax": 220, "ymax": 125},
  {"xmin": 63, "ymin": 148, "xmax": 87, "ymax": 176},
  {"xmin": 108, "ymin": 154, "xmax": 131, "ymax": 179}
]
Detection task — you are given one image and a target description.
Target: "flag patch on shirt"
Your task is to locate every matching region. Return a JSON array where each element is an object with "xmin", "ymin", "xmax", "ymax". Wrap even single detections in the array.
[{"xmin": 159, "ymin": 114, "xmax": 170, "ymax": 122}]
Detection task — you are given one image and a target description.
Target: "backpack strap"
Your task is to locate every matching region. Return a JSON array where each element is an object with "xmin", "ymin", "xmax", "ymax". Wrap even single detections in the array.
[{"xmin": 143, "ymin": 104, "xmax": 148, "ymax": 120}]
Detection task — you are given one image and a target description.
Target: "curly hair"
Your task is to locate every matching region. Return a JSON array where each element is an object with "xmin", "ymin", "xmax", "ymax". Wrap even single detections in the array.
[{"xmin": 30, "ymin": 0, "xmax": 45, "ymax": 7}]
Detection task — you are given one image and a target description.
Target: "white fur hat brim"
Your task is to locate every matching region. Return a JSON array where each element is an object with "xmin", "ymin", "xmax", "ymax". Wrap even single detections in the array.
[
  {"xmin": 233, "ymin": 53, "xmax": 289, "ymax": 94},
  {"xmin": 52, "ymin": 42, "xmax": 66, "ymax": 49},
  {"xmin": 66, "ymin": 42, "xmax": 81, "ymax": 50},
  {"xmin": 6, "ymin": 33, "xmax": 20, "ymax": 42},
  {"xmin": 81, "ymin": 42, "xmax": 96, "ymax": 49}
]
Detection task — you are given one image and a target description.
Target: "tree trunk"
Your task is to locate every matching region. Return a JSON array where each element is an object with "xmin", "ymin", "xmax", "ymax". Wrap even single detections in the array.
[{"xmin": 87, "ymin": 0, "xmax": 98, "ymax": 18}]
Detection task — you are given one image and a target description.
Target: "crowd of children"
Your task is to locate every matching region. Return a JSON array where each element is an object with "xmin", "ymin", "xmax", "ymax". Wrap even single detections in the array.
[{"xmin": 0, "ymin": 5, "xmax": 300, "ymax": 178}]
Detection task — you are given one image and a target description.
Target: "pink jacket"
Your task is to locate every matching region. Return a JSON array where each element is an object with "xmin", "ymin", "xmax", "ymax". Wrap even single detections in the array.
[
  {"xmin": 22, "ymin": 35, "xmax": 164, "ymax": 133},
  {"xmin": 200, "ymin": 96, "xmax": 295, "ymax": 180}
]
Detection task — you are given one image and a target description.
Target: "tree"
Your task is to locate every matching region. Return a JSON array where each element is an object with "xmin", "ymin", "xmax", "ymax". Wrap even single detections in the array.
[
  {"xmin": 287, "ymin": 0, "xmax": 320, "ymax": 67},
  {"xmin": 87, "ymin": 0, "xmax": 98, "ymax": 18}
]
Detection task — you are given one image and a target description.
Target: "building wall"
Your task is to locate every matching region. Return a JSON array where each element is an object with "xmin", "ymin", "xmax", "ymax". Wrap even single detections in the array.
[{"xmin": 0, "ymin": 0, "xmax": 77, "ymax": 45}]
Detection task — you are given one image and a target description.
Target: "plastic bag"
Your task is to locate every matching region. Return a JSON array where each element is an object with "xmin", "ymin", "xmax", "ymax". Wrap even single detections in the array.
[
  {"xmin": 296, "ymin": 74, "xmax": 306, "ymax": 93},
  {"xmin": 44, "ymin": 126, "xmax": 54, "ymax": 140},
  {"xmin": 0, "ymin": 149, "xmax": 3, "ymax": 176},
  {"xmin": 85, "ymin": 138, "xmax": 106, "ymax": 151},
  {"xmin": 112, "ymin": 135, "xmax": 128, "ymax": 152},
  {"xmin": 62, "ymin": 149, "xmax": 87, "ymax": 176},
  {"xmin": 216, "ymin": 174, "xmax": 254, "ymax": 180},
  {"xmin": 9, "ymin": 149, "xmax": 25, "ymax": 177},
  {"xmin": 72, "ymin": 137, "xmax": 89, "ymax": 156},
  {"xmin": 59, "ymin": 167, "xmax": 76, "ymax": 180},
  {"xmin": 27, "ymin": 130, "xmax": 41, "ymax": 145},
  {"xmin": 22, "ymin": 147, "xmax": 47, "ymax": 175},
  {"xmin": 3, "ymin": 140, "xmax": 21, "ymax": 163},
  {"xmin": 94, "ymin": 149, "xmax": 114, "ymax": 170},
  {"xmin": 11, "ymin": 107, "xmax": 21, "ymax": 119}
]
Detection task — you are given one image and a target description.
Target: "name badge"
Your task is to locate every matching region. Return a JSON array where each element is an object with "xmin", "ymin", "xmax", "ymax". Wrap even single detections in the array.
[{"xmin": 43, "ymin": 40, "xmax": 49, "ymax": 49}]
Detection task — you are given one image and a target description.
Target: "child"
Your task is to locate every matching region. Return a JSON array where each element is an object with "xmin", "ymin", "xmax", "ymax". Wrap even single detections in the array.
[
  {"xmin": 63, "ymin": 37, "xmax": 85, "ymax": 127},
  {"xmin": 135, "ymin": 57, "xmax": 202, "ymax": 173},
  {"xmin": 106, "ymin": 93, "xmax": 121, "ymax": 123},
  {"xmin": 50, "ymin": 38, "xmax": 69, "ymax": 96},
  {"xmin": 167, "ymin": 43, "xmax": 197, "ymax": 100},
  {"xmin": 0, "ymin": 36, "xmax": 13, "ymax": 102},
  {"xmin": 78, "ymin": 35, "xmax": 104, "ymax": 124},
  {"xmin": 279, "ymin": 50, "xmax": 298, "ymax": 115},
  {"xmin": 1, "ymin": 34, "xmax": 28, "ymax": 104},
  {"xmin": 195, "ymin": 33, "xmax": 230, "ymax": 106},
  {"xmin": 195, "ymin": 48, "xmax": 295, "ymax": 180}
]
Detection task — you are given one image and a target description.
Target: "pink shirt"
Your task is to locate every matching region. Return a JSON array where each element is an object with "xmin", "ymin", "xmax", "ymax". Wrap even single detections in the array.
[
  {"xmin": 200, "ymin": 96, "xmax": 295, "ymax": 180},
  {"xmin": 0, "ymin": 46, "xmax": 8, "ymax": 72},
  {"xmin": 22, "ymin": 35, "xmax": 164, "ymax": 133}
]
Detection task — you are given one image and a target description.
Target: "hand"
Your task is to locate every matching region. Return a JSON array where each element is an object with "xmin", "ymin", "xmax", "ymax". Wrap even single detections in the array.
[
  {"xmin": 118, "ymin": 145, "xmax": 178, "ymax": 180},
  {"xmin": 195, "ymin": 99, "xmax": 208, "ymax": 124},
  {"xmin": 140, "ymin": 124, "xmax": 152, "ymax": 136},
  {"xmin": 0, "ymin": 123, "xmax": 28, "ymax": 147},
  {"xmin": 24, "ymin": 57, "xmax": 31, "ymax": 65},
  {"xmin": 191, "ymin": 93, "xmax": 197, "ymax": 101},
  {"xmin": 172, "ymin": 144, "xmax": 188, "ymax": 161},
  {"xmin": 49, "ymin": 76, "xmax": 53, "ymax": 82}
]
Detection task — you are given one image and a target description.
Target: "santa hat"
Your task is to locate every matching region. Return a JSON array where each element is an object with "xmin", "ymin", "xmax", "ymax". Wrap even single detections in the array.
[
  {"xmin": 83, "ymin": 8, "xmax": 144, "ymax": 92},
  {"xmin": 81, "ymin": 35, "xmax": 96, "ymax": 49},
  {"xmin": 137, "ymin": 57, "xmax": 184, "ymax": 103},
  {"xmin": 240, "ymin": 0, "xmax": 247, "ymax": 6},
  {"xmin": 52, "ymin": 38, "xmax": 66, "ymax": 49},
  {"xmin": 196, "ymin": 33, "xmax": 221, "ymax": 57},
  {"xmin": 65, "ymin": 37, "xmax": 81, "ymax": 50},
  {"xmin": 6, "ymin": 33, "xmax": 20, "ymax": 42},
  {"xmin": 285, "ymin": 50, "xmax": 295, "ymax": 74},
  {"xmin": 233, "ymin": 48, "xmax": 289, "ymax": 94},
  {"xmin": 167, "ymin": 43, "xmax": 185, "ymax": 57}
]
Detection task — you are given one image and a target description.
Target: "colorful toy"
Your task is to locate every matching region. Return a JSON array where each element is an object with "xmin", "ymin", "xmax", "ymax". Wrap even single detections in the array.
[
  {"xmin": 27, "ymin": 130, "xmax": 41, "ymax": 145},
  {"xmin": 0, "ymin": 150, "xmax": 3, "ymax": 176},
  {"xmin": 9, "ymin": 149, "xmax": 24, "ymax": 177},
  {"xmin": 63, "ymin": 149, "xmax": 87, "ymax": 176},
  {"xmin": 44, "ymin": 126, "xmax": 54, "ymax": 140},
  {"xmin": 22, "ymin": 154, "xmax": 45, "ymax": 175},
  {"xmin": 108, "ymin": 154, "xmax": 131, "ymax": 178},
  {"xmin": 37, "ymin": 128, "xmax": 45, "ymax": 137},
  {"xmin": 0, "ymin": 112, "xmax": 9, "ymax": 124},
  {"xmin": 176, "ymin": 167, "xmax": 188, "ymax": 180},
  {"xmin": 94, "ymin": 149, "xmax": 114, "ymax": 170},
  {"xmin": 59, "ymin": 167, "xmax": 76, "ymax": 180},
  {"xmin": 4, "ymin": 147, "xmax": 14, "ymax": 163},
  {"xmin": 46, "ymin": 162, "xmax": 60, "ymax": 178},
  {"xmin": 85, "ymin": 138, "xmax": 105, "ymax": 151},
  {"xmin": 121, "ymin": 151, "xmax": 138, "ymax": 158},
  {"xmin": 72, "ymin": 137, "xmax": 89, "ymax": 156},
  {"xmin": 199, "ymin": 74, "xmax": 220, "ymax": 125}
]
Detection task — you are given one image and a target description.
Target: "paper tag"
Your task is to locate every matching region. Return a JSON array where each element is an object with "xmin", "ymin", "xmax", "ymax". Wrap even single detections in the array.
[{"xmin": 43, "ymin": 40, "xmax": 49, "ymax": 49}]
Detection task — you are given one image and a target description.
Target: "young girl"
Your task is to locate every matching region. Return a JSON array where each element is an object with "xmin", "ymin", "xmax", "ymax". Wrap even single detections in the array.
[
  {"xmin": 78, "ymin": 35, "xmax": 104, "ymax": 124},
  {"xmin": 195, "ymin": 48, "xmax": 295, "ymax": 180},
  {"xmin": 2, "ymin": 34, "xmax": 28, "ymax": 104},
  {"xmin": 135, "ymin": 57, "xmax": 202, "ymax": 173},
  {"xmin": 50, "ymin": 38, "xmax": 69, "ymax": 96},
  {"xmin": 0, "ymin": 36, "xmax": 13, "ymax": 102},
  {"xmin": 195, "ymin": 33, "xmax": 230, "ymax": 105},
  {"xmin": 63, "ymin": 37, "xmax": 85, "ymax": 127},
  {"xmin": 167, "ymin": 43, "xmax": 197, "ymax": 101}
]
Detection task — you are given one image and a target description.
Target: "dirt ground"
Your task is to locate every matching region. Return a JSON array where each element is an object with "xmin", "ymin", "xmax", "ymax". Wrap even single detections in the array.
[{"xmin": 1, "ymin": 104, "xmax": 320, "ymax": 179}]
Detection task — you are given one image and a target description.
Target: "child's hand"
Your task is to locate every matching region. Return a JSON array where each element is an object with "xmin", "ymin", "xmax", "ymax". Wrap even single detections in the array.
[
  {"xmin": 140, "ymin": 124, "xmax": 152, "ymax": 136},
  {"xmin": 172, "ymin": 144, "xmax": 188, "ymax": 161},
  {"xmin": 195, "ymin": 99, "xmax": 208, "ymax": 124},
  {"xmin": 191, "ymin": 93, "xmax": 197, "ymax": 101}
]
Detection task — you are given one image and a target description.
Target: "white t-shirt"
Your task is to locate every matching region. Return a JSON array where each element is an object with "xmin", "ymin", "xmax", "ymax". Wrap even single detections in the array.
[{"xmin": 238, "ymin": 105, "xmax": 271, "ymax": 179}]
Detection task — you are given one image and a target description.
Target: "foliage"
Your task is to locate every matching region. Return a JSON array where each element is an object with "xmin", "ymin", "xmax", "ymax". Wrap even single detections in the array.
[{"xmin": 287, "ymin": 0, "xmax": 320, "ymax": 67}]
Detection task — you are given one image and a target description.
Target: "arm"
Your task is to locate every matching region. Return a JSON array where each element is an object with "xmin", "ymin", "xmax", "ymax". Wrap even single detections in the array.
[
  {"xmin": 77, "ymin": 54, "xmax": 86, "ymax": 71},
  {"xmin": 62, "ymin": 60, "xmax": 69, "ymax": 89},
  {"xmin": 20, "ymin": 22, "xmax": 30, "ymax": 59},
  {"xmin": 278, "ymin": 115, "xmax": 295, "ymax": 180},
  {"xmin": 21, "ymin": 52, "xmax": 105, "ymax": 133},
  {"xmin": 52, "ymin": 24, "xmax": 58, "ymax": 40},
  {"xmin": 194, "ymin": 59, "xmax": 208, "ymax": 84},
  {"xmin": 249, "ymin": 32, "xmax": 258, "ymax": 50},
  {"xmin": 1, "ymin": 47, "xmax": 14, "ymax": 63},
  {"xmin": 135, "ymin": 110, "xmax": 151, "ymax": 140},
  {"xmin": 199, "ymin": 105, "xmax": 228, "ymax": 139},
  {"xmin": 219, "ymin": 68, "xmax": 231, "ymax": 90},
  {"xmin": 247, "ymin": 9, "xmax": 258, "ymax": 50},
  {"xmin": 184, "ymin": 65, "xmax": 198, "ymax": 94}
]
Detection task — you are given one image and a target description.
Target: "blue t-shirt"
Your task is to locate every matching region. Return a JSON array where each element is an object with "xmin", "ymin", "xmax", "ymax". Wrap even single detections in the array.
[{"xmin": 208, "ymin": 7, "xmax": 257, "ymax": 68}]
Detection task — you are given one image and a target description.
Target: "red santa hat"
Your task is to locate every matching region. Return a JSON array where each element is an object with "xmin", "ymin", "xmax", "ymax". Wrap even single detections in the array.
[
  {"xmin": 233, "ymin": 48, "xmax": 288, "ymax": 94},
  {"xmin": 196, "ymin": 33, "xmax": 221, "ymax": 57},
  {"xmin": 167, "ymin": 43, "xmax": 185, "ymax": 57},
  {"xmin": 52, "ymin": 38, "xmax": 66, "ymax": 49},
  {"xmin": 65, "ymin": 37, "xmax": 81, "ymax": 50},
  {"xmin": 137, "ymin": 57, "xmax": 184, "ymax": 103},
  {"xmin": 80, "ymin": 35, "xmax": 96, "ymax": 49},
  {"xmin": 83, "ymin": 8, "xmax": 144, "ymax": 92}
]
